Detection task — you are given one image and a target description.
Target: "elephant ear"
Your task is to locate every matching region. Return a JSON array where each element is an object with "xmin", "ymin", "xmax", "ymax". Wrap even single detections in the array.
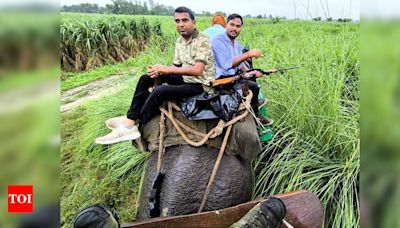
[{"xmin": 225, "ymin": 114, "xmax": 262, "ymax": 161}]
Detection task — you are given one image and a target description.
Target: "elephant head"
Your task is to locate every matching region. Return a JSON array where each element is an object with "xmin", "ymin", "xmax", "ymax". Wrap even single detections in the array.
[{"xmin": 137, "ymin": 111, "xmax": 262, "ymax": 220}]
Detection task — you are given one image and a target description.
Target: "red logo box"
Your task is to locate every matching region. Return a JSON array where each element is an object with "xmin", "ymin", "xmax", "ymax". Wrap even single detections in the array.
[{"xmin": 8, "ymin": 185, "xmax": 33, "ymax": 213}]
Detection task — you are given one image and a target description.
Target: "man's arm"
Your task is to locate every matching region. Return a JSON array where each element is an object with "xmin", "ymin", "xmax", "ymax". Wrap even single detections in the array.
[
  {"xmin": 163, "ymin": 62, "xmax": 205, "ymax": 76},
  {"xmin": 172, "ymin": 40, "xmax": 182, "ymax": 66},
  {"xmin": 212, "ymin": 37, "xmax": 262, "ymax": 70},
  {"xmin": 232, "ymin": 49, "xmax": 262, "ymax": 68},
  {"xmin": 148, "ymin": 62, "xmax": 205, "ymax": 78},
  {"xmin": 232, "ymin": 54, "xmax": 250, "ymax": 68}
]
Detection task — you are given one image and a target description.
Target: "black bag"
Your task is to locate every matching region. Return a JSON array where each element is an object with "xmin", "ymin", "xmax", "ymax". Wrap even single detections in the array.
[
  {"xmin": 74, "ymin": 205, "xmax": 120, "ymax": 228},
  {"xmin": 180, "ymin": 92, "xmax": 220, "ymax": 120},
  {"xmin": 180, "ymin": 89, "xmax": 242, "ymax": 122},
  {"xmin": 209, "ymin": 90, "xmax": 242, "ymax": 121}
]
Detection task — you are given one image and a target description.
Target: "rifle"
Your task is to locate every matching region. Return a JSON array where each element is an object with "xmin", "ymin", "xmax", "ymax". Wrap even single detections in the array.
[{"xmin": 211, "ymin": 66, "xmax": 299, "ymax": 87}]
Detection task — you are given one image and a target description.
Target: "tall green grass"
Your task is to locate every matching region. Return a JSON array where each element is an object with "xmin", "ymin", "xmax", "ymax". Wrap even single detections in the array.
[
  {"xmin": 61, "ymin": 16, "xmax": 359, "ymax": 227},
  {"xmin": 251, "ymin": 21, "xmax": 359, "ymax": 227}
]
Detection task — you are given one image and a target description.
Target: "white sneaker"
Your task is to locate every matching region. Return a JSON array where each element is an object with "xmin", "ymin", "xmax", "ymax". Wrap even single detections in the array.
[
  {"xmin": 95, "ymin": 125, "xmax": 141, "ymax": 145},
  {"xmin": 105, "ymin": 116, "xmax": 127, "ymax": 130}
]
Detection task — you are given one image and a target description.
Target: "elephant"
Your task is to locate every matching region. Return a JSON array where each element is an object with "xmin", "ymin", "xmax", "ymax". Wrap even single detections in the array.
[{"xmin": 136, "ymin": 111, "xmax": 262, "ymax": 220}]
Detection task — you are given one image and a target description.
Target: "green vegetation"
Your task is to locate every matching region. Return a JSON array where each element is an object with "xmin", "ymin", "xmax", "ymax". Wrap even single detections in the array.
[
  {"xmin": 0, "ymin": 12, "xmax": 59, "ymax": 227},
  {"xmin": 61, "ymin": 0, "xmax": 175, "ymax": 16},
  {"xmin": 61, "ymin": 14, "xmax": 163, "ymax": 72},
  {"xmin": 0, "ymin": 67, "xmax": 59, "ymax": 92},
  {"xmin": 61, "ymin": 105, "xmax": 150, "ymax": 227},
  {"xmin": 250, "ymin": 20, "xmax": 359, "ymax": 228},
  {"xmin": 361, "ymin": 22, "xmax": 400, "ymax": 228},
  {"xmin": 0, "ymin": 13, "xmax": 58, "ymax": 74},
  {"xmin": 61, "ymin": 14, "xmax": 359, "ymax": 227},
  {"xmin": 61, "ymin": 60, "xmax": 134, "ymax": 91},
  {"xmin": 1, "ymin": 96, "xmax": 59, "ymax": 227}
]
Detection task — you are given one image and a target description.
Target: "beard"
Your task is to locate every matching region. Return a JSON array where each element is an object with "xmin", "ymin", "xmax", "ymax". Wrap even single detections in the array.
[
  {"xmin": 227, "ymin": 30, "xmax": 238, "ymax": 39},
  {"xmin": 178, "ymin": 28, "xmax": 193, "ymax": 38}
]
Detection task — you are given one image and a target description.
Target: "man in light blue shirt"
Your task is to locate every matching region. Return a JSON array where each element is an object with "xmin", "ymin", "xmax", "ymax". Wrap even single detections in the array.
[
  {"xmin": 203, "ymin": 14, "xmax": 226, "ymax": 41},
  {"xmin": 212, "ymin": 14, "xmax": 272, "ymax": 124}
]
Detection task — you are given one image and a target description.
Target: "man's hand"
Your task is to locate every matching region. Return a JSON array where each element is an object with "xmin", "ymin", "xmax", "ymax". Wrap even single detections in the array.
[
  {"xmin": 253, "ymin": 70, "xmax": 263, "ymax": 77},
  {"xmin": 148, "ymin": 64, "xmax": 169, "ymax": 78},
  {"xmin": 147, "ymin": 65, "xmax": 158, "ymax": 78},
  {"xmin": 246, "ymin": 49, "xmax": 262, "ymax": 59},
  {"xmin": 242, "ymin": 70, "xmax": 263, "ymax": 79}
]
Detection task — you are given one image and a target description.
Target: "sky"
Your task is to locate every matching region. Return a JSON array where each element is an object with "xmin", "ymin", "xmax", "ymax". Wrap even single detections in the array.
[
  {"xmin": 58, "ymin": 0, "xmax": 361, "ymax": 20},
  {"xmin": 4, "ymin": 0, "xmax": 400, "ymax": 20}
]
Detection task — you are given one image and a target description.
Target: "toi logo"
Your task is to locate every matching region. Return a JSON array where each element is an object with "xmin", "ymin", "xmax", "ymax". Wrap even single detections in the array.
[{"xmin": 8, "ymin": 185, "xmax": 33, "ymax": 213}]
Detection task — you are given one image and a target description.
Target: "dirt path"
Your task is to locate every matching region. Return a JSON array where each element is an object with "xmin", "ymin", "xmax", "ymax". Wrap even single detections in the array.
[{"xmin": 61, "ymin": 69, "xmax": 136, "ymax": 113}]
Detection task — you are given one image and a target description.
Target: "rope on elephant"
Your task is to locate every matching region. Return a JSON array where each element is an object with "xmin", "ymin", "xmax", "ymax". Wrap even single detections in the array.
[
  {"xmin": 156, "ymin": 91, "xmax": 254, "ymax": 213},
  {"xmin": 198, "ymin": 122, "xmax": 233, "ymax": 213},
  {"xmin": 157, "ymin": 109, "xmax": 166, "ymax": 173},
  {"xmin": 158, "ymin": 91, "xmax": 253, "ymax": 147}
]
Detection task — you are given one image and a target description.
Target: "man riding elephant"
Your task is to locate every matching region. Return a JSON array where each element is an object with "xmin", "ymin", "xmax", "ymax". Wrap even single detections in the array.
[
  {"xmin": 95, "ymin": 6, "xmax": 215, "ymax": 145},
  {"xmin": 211, "ymin": 13, "xmax": 273, "ymax": 125}
]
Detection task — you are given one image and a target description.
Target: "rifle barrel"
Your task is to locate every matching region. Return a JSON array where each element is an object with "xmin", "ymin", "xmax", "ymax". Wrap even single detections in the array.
[
  {"xmin": 277, "ymin": 66, "xmax": 299, "ymax": 71},
  {"xmin": 210, "ymin": 66, "xmax": 299, "ymax": 87}
]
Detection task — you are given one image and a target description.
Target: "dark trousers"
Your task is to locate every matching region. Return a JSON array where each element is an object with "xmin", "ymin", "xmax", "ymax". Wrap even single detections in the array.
[{"xmin": 127, "ymin": 74, "xmax": 204, "ymax": 124}]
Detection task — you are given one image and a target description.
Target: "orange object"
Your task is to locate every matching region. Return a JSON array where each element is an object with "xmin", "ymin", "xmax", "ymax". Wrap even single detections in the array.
[{"xmin": 212, "ymin": 14, "xmax": 226, "ymax": 27}]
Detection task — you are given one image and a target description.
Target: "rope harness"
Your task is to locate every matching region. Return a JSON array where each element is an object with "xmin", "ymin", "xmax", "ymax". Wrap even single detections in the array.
[{"xmin": 156, "ymin": 91, "xmax": 254, "ymax": 213}]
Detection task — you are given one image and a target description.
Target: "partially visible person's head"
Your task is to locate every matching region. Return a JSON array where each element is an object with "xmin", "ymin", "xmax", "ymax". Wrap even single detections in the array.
[
  {"xmin": 174, "ymin": 6, "xmax": 196, "ymax": 38},
  {"xmin": 212, "ymin": 14, "xmax": 226, "ymax": 27},
  {"xmin": 226, "ymin": 13, "xmax": 243, "ymax": 39}
]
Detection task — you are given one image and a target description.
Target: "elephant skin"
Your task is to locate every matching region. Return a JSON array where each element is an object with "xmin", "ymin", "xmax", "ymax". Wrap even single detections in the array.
[{"xmin": 137, "ymin": 145, "xmax": 253, "ymax": 220}]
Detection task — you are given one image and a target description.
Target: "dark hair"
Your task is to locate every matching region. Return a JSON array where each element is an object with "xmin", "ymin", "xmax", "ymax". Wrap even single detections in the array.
[
  {"xmin": 174, "ymin": 6, "xmax": 195, "ymax": 20},
  {"xmin": 227, "ymin": 13, "xmax": 243, "ymax": 26}
]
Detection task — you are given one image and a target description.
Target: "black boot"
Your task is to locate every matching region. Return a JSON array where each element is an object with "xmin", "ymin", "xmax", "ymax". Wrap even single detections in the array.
[{"xmin": 230, "ymin": 197, "xmax": 286, "ymax": 228}]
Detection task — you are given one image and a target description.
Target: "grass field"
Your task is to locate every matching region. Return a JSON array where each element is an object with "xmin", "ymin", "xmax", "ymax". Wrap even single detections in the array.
[{"xmin": 61, "ymin": 13, "xmax": 359, "ymax": 227}]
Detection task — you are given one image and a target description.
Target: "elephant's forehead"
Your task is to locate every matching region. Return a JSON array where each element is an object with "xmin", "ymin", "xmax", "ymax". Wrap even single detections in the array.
[{"xmin": 141, "ymin": 112, "xmax": 261, "ymax": 161}]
